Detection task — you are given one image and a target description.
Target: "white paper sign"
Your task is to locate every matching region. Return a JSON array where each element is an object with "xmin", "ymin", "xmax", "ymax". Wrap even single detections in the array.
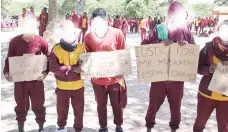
[
  {"xmin": 115, "ymin": 50, "xmax": 132, "ymax": 76},
  {"xmin": 208, "ymin": 63, "xmax": 228, "ymax": 96},
  {"xmin": 80, "ymin": 50, "xmax": 131, "ymax": 78},
  {"xmin": 9, "ymin": 55, "xmax": 47, "ymax": 82}
]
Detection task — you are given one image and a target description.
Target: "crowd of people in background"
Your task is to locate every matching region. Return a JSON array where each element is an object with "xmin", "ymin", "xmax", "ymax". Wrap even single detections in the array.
[
  {"xmin": 2, "ymin": 5, "xmax": 220, "ymax": 41},
  {"xmin": 184, "ymin": 16, "xmax": 219, "ymax": 37}
]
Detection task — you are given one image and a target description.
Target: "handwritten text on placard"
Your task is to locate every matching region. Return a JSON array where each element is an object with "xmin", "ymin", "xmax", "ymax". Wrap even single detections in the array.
[
  {"xmin": 208, "ymin": 63, "xmax": 228, "ymax": 96},
  {"xmin": 135, "ymin": 44, "xmax": 169, "ymax": 83},
  {"xmin": 9, "ymin": 55, "xmax": 47, "ymax": 82}
]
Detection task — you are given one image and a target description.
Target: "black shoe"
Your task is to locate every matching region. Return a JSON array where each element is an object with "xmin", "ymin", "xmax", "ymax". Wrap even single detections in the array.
[
  {"xmin": 18, "ymin": 122, "xmax": 24, "ymax": 132},
  {"xmin": 115, "ymin": 127, "xmax": 123, "ymax": 132},
  {"xmin": 38, "ymin": 123, "xmax": 44, "ymax": 132},
  {"xmin": 147, "ymin": 128, "xmax": 152, "ymax": 132},
  {"xmin": 99, "ymin": 127, "xmax": 108, "ymax": 132}
]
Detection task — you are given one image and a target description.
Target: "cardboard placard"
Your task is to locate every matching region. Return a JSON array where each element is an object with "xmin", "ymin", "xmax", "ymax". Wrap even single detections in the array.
[
  {"xmin": 169, "ymin": 43, "xmax": 200, "ymax": 82},
  {"xmin": 115, "ymin": 50, "xmax": 132, "ymax": 76},
  {"xmin": 9, "ymin": 55, "xmax": 47, "ymax": 82},
  {"xmin": 135, "ymin": 44, "xmax": 169, "ymax": 83},
  {"xmin": 208, "ymin": 63, "xmax": 228, "ymax": 96},
  {"xmin": 135, "ymin": 43, "xmax": 200, "ymax": 83},
  {"xmin": 80, "ymin": 50, "xmax": 131, "ymax": 78}
]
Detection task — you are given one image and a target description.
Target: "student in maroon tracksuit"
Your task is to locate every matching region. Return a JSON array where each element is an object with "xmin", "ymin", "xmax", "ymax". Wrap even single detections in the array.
[
  {"xmin": 3, "ymin": 16, "xmax": 50, "ymax": 132},
  {"xmin": 142, "ymin": 1, "xmax": 195, "ymax": 132},
  {"xmin": 84, "ymin": 8, "xmax": 127, "ymax": 132},
  {"xmin": 113, "ymin": 15, "xmax": 122, "ymax": 29},
  {"xmin": 193, "ymin": 20, "xmax": 228, "ymax": 132},
  {"xmin": 49, "ymin": 21, "xmax": 84, "ymax": 132}
]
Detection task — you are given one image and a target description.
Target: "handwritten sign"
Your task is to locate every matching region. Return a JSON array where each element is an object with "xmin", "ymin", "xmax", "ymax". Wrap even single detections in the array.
[
  {"xmin": 208, "ymin": 63, "xmax": 228, "ymax": 96},
  {"xmin": 80, "ymin": 50, "xmax": 131, "ymax": 78},
  {"xmin": 115, "ymin": 50, "xmax": 132, "ymax": 75},
  {"xmin": 9, "ymin": 55, "xmax": 47, "ymax": 82},
  {"xmin": 169, "ymin": 44, "xmax": 200, "ymax": 82},
  {"xmin": 135, "ymin": 44, "xmax": 169, "ymax": 83}
]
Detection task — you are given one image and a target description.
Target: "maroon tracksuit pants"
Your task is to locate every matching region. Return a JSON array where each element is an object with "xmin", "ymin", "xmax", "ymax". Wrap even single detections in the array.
[
  {"xmin": 14, "ymin": 81, "xmax": 46, "ymax": 124},
  {"xmin": 193, "ymin": 94, "xmax": 228, "ymax": 132},
  {"xmin": 56, "ymin": 88, "xmax": 84, "ymax": 131},
  {"xmin": 145, "ymin": 81, "xmax": 184, "ymax": 130},
  {"xmin": 93, "ymin": 83, "xmax": 124, "ymax": 128}
]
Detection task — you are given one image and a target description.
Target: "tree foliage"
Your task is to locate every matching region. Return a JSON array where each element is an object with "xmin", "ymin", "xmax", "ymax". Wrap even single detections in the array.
[
  {"xmin": 192, "ymin": 3, "xmax": 215, "ymax": 17},
  {"xmin": 1, "ymin": 0, "xmax": 221, "ymax": 19},
  {"xmin": 1, "ymin": 0, "xmax": 11, "ymax": 18},
  {"xmin": 214, "ymin": 0, "xmax": 228, "ymax": 6}
]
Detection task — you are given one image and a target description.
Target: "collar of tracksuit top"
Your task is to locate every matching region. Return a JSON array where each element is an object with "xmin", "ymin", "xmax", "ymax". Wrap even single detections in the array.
[
  {"xmin": 199, "ymin": 37, "xmax": 228, "ymax": 101},
  {"xmin": 53, "ymin": 40, "xmax": 84, "ymax": 90},
  {"xmin": 59, "ymin": 39, "xmax": 77, "ymax": 52}
]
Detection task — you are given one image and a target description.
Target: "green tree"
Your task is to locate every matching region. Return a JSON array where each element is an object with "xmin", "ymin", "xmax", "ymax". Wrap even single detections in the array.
[
  {"xmin": 214, "ymin": 0, "xmax": 228, "ymax": 6},
  {"xmin": 192, "ymin": 3, "xmax": 214, "ymax": 17},
  {"xmin": 1, "ymin": 0, "xmax": 12, "ymax": 18}
]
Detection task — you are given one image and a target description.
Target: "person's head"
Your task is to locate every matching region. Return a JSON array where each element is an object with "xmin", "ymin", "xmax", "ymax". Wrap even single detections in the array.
[
  {"xmin": 43, "ymin": 7, "xmax": 47, "ymax": 13},
  {"xmin": 30, "ymin": 6, "xmax": 34, "ymax": 11},
  {"xmin": 61, "ymin": 20, "xmax": 80, "ymax": 44},
  {"xmin": 116, "ymin": 15, "xmax": 120, "ymax": 19},
  {"xmin": 218, "ymin": 20, "xmax": 228, "ymax": 42},
  {"xmin": 167, "ymin": 1, "xmax": 188, "ymax": 28},
  {"xmin": 22, "ymin": 16, "xmax": 39, "ymax": 38},
  {"xmin": 91, "ymin": 8, "xmax": 108, "ymax": 38},
  {"xmin": 22, "ymin": 8, "xmax": 27, "ymax": 14},
  {"xmin": 83, "ymin": 12, "xmax": 87, "ymax": 17},
  {"xmin": 73, "ymin": 10, "xmax": 76, "ymax": 15}
]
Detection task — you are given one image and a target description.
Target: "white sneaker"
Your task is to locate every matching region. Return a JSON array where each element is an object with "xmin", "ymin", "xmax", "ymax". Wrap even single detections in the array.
[{"xmin": 55, "ymin": 128, "xmax": 67, "ymax": 132}]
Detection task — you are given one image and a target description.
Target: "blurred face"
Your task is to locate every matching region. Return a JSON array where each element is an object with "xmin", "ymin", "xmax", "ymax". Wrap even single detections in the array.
[
  {"xmin": 22, "ymin": 17, "xmax": 38, "ymax": 38},
  {"xmin": 91, "ymin": 16, "xmax": 108, "ymax": 38},
  {"xmin": 61, "ymin": 20, "xmax": 78, "ymax": 44},
  {"xmin": 219, "ymin": 24, "xmax": 228, "ymax": 42},
  {"xmin": 171, "ymin": 11, "xmax": 186, "ymax": 28}
]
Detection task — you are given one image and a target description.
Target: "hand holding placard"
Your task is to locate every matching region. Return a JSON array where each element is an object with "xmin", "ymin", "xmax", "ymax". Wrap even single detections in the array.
[{"xmin": 208, "ymin": 63, "xmax": 228, "ymax": 96}]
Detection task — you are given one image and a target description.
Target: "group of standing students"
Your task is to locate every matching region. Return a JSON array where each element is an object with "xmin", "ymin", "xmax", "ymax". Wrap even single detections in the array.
[{"xmin": 3, "ymin": 1, "xmax": 228, "ymax": 132}]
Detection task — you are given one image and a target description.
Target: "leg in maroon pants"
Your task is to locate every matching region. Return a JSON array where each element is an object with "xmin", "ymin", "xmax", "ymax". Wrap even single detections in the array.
[
  {"xmin": 14, "ymin": 82, "xmax": 30, "ymax": 123},
  {"xmin": 30, "ymin": 82, "xmax": 46, "ymax": 124},
  {"xmin": 108, "ymin": 83, "xmax": 123, "ymax": 126},
  {"xmin": 56, "ymin": 88, "xmax": 70, "ymax": 128},
  {"xmin": 71, "ymin": 88, "xmax": 84, "ymax": 131},
  {"xmin": 93, "ymin": 85, "xmax": 108, "ymax": 128},
  {"xmin": 145, "ymin": 82, "xmax": 167, "ymax": 128},
  {"xmin": 167, "ymin": 82, "xmax": 184, "ymax": 130},
  {"xmin": 216, "ymin": 100, "xmax": 228, "ymax": 132},
  {"xmin": 193, "ymin": 94, "xmax": 215, "ymax": 132}
]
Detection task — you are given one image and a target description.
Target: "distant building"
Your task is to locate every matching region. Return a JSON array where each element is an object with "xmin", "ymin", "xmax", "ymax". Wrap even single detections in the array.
[{"xmin": 212, "ymin": 6, "xmax": 228, "ymax": 23}]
